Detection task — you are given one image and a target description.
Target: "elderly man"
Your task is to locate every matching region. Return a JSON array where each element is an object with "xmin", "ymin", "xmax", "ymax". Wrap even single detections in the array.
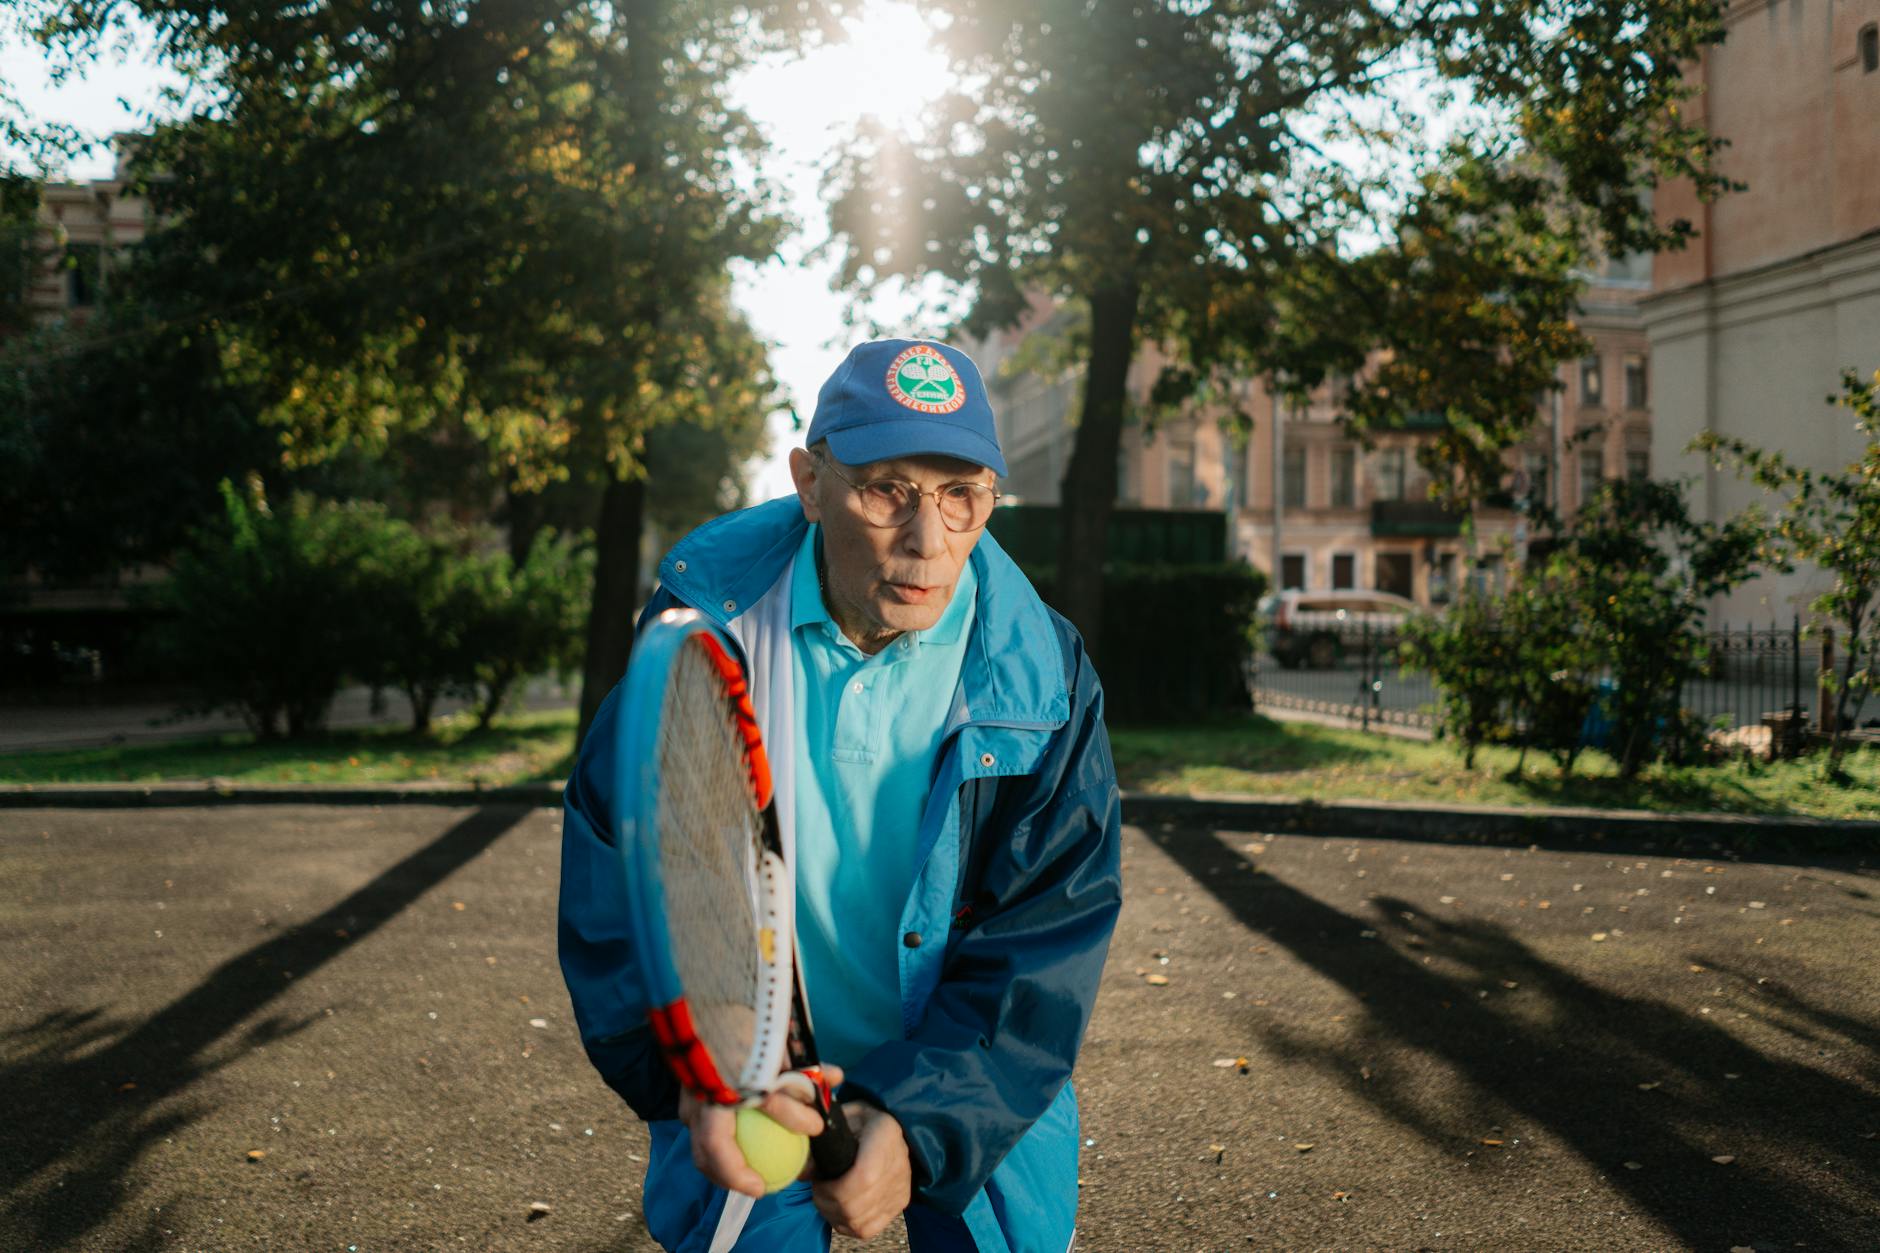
[{"xmin": 558, "ymin": 338, "xmax": 1122, "ymax": 1253}]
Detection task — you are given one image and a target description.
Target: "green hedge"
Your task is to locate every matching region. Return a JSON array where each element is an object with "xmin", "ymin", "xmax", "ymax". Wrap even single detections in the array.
[{"xmin": 1020, "ymin": 562, "xmax": 1265, "ymax": 723}]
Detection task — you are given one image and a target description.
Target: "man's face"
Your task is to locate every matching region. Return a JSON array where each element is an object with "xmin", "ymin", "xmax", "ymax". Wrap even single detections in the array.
[{"xmin": 788, "ymin": 447, "xmax": 995, "ymax": 653}]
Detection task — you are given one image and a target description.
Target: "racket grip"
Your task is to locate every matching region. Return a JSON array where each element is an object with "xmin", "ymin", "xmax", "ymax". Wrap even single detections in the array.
[{"xmin": 811, "ymin": 1093, "xmax": 860, "ymax": 1177}]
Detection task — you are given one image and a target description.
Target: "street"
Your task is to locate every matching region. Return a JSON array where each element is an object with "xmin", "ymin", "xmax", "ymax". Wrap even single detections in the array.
[{"xmin": 1, "ymin": 805, "xmax": 1874, "ymax": 1251}]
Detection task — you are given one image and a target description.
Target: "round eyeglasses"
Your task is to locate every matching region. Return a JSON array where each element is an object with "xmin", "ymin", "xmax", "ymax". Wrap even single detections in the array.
[{"xmin": 816, "ymin": 451, "xmax": 1000, "ymax": 532}]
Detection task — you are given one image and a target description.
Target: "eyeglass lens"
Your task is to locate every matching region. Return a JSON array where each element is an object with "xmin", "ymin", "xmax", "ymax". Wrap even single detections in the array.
[{"xmin": 858, "ymin": 480, "xmax": 994, "ymax": 531}]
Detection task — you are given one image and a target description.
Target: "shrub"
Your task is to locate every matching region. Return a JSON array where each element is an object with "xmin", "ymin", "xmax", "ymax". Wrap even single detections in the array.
[
  {"xmin": 1021, "ymin": 561, "xmax": 1266, "ymax": 722},
  {"xmin": 157, "ymin": 479, "xmax": 400, "ymax": 738}
]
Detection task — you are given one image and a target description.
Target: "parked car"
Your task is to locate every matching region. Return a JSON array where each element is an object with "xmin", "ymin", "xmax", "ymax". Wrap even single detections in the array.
[{"xmin": 1256, "ymin": 588, "xmax": 1422, "ymax": 669}]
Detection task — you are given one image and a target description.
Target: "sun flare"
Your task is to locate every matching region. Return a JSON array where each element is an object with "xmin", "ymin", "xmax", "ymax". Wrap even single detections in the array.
[{"xmin": 829, "ymin": 2, "xmax": 955, "ymax": 134}]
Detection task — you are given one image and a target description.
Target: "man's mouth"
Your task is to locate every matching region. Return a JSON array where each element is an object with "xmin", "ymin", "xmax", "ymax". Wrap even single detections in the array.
[{"xmin": 885, "ymin": 582, "xmax": 939, "ymax": 603}]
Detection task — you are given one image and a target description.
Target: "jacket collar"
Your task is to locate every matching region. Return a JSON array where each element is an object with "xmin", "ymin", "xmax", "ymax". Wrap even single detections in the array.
[{"xmin": 657, "ymin": 497, "xmax": 1068, "ymax": 730}]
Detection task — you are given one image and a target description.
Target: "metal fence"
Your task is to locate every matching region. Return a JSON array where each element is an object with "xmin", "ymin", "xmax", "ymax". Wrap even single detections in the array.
[{"xmin": 1248, "ymin": 616, "xmax": 1850, "ymax": 742}]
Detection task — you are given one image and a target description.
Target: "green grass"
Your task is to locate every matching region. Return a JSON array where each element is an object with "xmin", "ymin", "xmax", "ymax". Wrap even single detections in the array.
[
  {"xmin": 0, "ymin": 708, "xmax": 577, "ymax": 788},
  {"xmin": 5, "ymin": 707, "xmax": 1877, "ymax": 822},
  {"xmin": 1110, "ymin": 715, "xmax": 1880, "ymax": 822}
]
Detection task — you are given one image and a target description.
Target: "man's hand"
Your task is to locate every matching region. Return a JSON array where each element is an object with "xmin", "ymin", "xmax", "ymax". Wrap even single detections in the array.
[
  {"xmin": 677, "ymin": 1067, "xmax": 835, "ymax": 1199},
  {"xmin": 811, "ymin": 1100, "xmax": 912, "ymax": 1242}
]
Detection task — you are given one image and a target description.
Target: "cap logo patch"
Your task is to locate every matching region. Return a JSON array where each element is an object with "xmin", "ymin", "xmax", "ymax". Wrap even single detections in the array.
[{"xmin": 885, "ymin": 344, "xmax": 967, "ymax": 415}]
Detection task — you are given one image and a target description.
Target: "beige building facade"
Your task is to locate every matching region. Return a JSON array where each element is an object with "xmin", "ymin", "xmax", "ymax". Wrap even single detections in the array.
[
  {"xmin": 1643, "ymin": 0, "xmax": 1880, "ymax": 620},
  {"xmin": 973, "ymin": 268, "xmax": 1654, "ymax": 611},
  {"xmin": 18, "ymin": 141, "xmax": 148, "ymax": 328}
]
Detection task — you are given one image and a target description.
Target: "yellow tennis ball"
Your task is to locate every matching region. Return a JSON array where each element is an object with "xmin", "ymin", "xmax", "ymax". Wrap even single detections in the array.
[{"xmin": 734, "ymin": 1107, "xmax": 809, "ymax": 1193}]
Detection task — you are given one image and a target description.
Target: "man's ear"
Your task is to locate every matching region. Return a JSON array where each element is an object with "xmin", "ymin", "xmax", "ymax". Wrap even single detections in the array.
[{"xmin": 788, "ymin": 448, "xmax": 822, "ymax": 522}]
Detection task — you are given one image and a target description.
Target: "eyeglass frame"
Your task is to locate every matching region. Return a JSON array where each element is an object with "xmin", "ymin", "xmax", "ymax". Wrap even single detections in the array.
[{"xmin": 813, "ymin": 448, "xmax": 1001, "ymax": 532}]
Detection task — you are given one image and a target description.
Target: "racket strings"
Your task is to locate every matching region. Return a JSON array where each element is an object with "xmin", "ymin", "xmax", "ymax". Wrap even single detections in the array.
[{"xmin": 657, "ymin": 640, "xmax": 764, "ymax": 1076}]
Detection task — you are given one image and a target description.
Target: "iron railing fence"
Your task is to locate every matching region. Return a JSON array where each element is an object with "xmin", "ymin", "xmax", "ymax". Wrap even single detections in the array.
[{"xmin": 1249, "ymin": 616, "xmax": 1838, "ymax": 741}]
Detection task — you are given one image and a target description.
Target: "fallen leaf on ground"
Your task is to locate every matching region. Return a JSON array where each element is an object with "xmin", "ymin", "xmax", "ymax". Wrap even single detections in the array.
[
  {"xmin": 1712, "ymin": 1155, "xmax": 1736, "ymax": 1165},
  {"xmin": 1591, "ymin": 932, "xmax": 1609, "ymax": 942},
  {"xmin": 1144, "ymin": 974, "xmax": 1170, "ymax": 986},
  {"xmin": 529, "ymin": 1018, "xmax": 549, "ymax": 1028},
  {"xmin": 1480, "ymin": 1139, "xmax": 1505, "ymax": 1147},
  {"xmin": 1637, "ymin": 1081, "xmax": 1661, "ymax": 1091},
  {"xmin": 1624, "ymin": 1161, "xmax": 1644, "ymax": 1170},
  {"xmin": 1536, "ymin": 900, "xmax": 1551, "ymax": 909},
  {"xmin": 1294, "ymin": 1143, "xmax": 1314, "ymax": 1152},
  {"xmin": 1439, "ymin": 895, "xmax": 1457, "ymax": 905},
  {"xmin": 528, "ymin": 1201, "xmax": 551, "ymax": 1221},
  {"xmin": 246, "ymin": 1150, "xmax": 266, "ymax": 1162},
  {"xmin": 452, "ymin": 902, "xmax": 467, "ymax": 911}
]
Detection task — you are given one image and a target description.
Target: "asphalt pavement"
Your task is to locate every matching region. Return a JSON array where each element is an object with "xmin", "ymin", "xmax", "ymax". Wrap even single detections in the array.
[{"xmin": 1, "ymin": 805, "xmax": 1873, "ymax": 1252}]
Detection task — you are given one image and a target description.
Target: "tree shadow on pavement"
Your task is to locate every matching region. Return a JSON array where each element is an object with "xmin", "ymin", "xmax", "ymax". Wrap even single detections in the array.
[
  {"xmin": 0, "ymin": 806, "xmax": 530, "ymax": 1252},
  {"xmin": 1150, "ymin": 824, "xmax": 1880, "ymax": 1252}
]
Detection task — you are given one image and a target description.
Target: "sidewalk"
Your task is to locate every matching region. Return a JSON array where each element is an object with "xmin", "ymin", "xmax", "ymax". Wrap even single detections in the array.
[{"xmin": 0, "ymin": 679, "xmax": 577, "ymax": 753}]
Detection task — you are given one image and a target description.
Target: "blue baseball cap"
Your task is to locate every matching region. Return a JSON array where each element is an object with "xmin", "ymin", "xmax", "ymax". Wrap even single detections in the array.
[{"xmin": 805, "ymin": 338, "xmax": 1007, "ymax": 476}]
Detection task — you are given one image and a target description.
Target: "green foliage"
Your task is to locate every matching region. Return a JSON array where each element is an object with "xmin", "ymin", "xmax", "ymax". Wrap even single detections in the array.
[
  {"xmin": 1405, "ymin": 479, "xmax": 1764, "ymax": 779},
  {"xmin": 1691, "ymin": 370, "xmax": 1880, "ymax": 774},
  {"xmin": 826, "ymin": 0, "xmax": 1737, "ymax": 648},
  {"xmin": 1401, "ymin": 589, "xmax": 1521, "ymax": 771},
  {"xmin": 0, "ymin": 302, "xmax": 283, "ymax": 582},
  {"xmin": 157, "ymin": 479, "xmax": 404, "ymax": 739},
  {"xmin": 1022, "ymin": 561, "xmax": 1266, "ymax": 722},
  {"xmin": 453, "ymin": 528, "xmax": 593, "ymax": 730},
  {"xmin": 156, "ymin": 480, "xmax": 592, "ymax": 740}
]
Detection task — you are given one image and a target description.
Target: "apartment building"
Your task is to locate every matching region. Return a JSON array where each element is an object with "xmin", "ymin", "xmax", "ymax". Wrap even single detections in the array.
[
  {"xmin": 1644, "ymin": 0, "xmax": 1880, "ymax": 620},
  {"xmin": 13, "ymin": 136, "xmax": 148, "ymax": 330},
  {"xmin": 971, "ymin": 261, "xmax": 1653, "ymax": 610}
]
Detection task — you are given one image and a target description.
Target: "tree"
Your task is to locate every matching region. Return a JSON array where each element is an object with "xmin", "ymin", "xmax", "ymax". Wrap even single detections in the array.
[
  {"xmin": 25, "ymin": 0, "xmax": 815, "ymax": 743},
  {"xmin": 828, "ymin": 1, "xmax": 1735, "ymax": 657},
  {"xmin": 1692, "ymin": 370, "xmax": 1880, "ymax": 777}
]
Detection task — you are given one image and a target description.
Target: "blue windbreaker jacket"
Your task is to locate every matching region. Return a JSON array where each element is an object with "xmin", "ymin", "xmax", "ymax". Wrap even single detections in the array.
[{"xmin": 557, "ymin": 498, "xmax": 1123, "ymax": 1253}]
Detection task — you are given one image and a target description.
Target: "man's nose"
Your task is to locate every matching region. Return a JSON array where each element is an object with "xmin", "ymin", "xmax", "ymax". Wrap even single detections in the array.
[{"xmin": 901, "ymin": 493, "xmax": 949, "ymax": 556}]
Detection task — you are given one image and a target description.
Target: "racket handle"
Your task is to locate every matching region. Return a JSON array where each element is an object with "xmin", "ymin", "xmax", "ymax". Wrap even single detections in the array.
[{"xmin": 811, "ymin": 1093, "xmax": 860, "ymax": 1177}]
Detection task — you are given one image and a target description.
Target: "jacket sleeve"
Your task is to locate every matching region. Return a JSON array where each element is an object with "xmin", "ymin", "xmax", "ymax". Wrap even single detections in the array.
[
  {"xmin": 556, "ymin": 590, "xmax": 682, "ymax": 1122},
  {"xmin": 840, "ymin": 624, "xmax": 1124, "ymax": 1214}
]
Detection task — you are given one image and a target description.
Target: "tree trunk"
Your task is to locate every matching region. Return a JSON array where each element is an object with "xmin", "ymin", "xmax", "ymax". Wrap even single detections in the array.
[
  {"xmin": 576, "ymin": 474, "xmax": 647, "ymax": 748},
  {"xmin": 1053, "ymin": 275, "xmax": 1142, "ymax": 663}
]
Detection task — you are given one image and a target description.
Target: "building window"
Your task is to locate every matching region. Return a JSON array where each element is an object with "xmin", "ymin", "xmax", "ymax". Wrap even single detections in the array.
[
  {"xmin": 1331, "ymin": 552, "xmax": 1356, "ymax": 590},
  {"xmin": 1861, "ymin": 23, "xmax": 1879, "ymax": 73},
  {"xmin": 1282, "ymin": 446, "xmax": 1308, "ymax": 509},
  {"xmin": 1280, "ymin": 552, "xmax": 1307, "ymax": 591},
  {"xmin": 1623, "ymin": 353, "xmax": 1648, "ymax": 408},
  {"xmin": 1522, "ymin": 450, "xmax": 1550, "ymax": 512},
  {"xmin": 1430, "ymin": 552, "xmax": 1457, "ymax": 605},
  {"xmin": 1376, "ymin": 446, "xmax": 1407, "ymax": 501},
  {"xmin": 1167, "ymin": 437, "xmax": 1198, "ymax": 507},
  {"xmin": 1375, "ymin": 551, "xmax": 1413, "ymax": 599},
  {"xmin": 1579, "ymin": 355, "xmax": 1602, "ymax": 405},
  {"xmin": 1580, "ymin": 449, "xmax": 1605, "ymax": 501},
  {"xmin": 1626, "ymin": 450, "xmax": 1650, "ymax": 482},
  {"xmin": 1330, "ymin": 445, "xmax": 1357, "ymax": 508},
  {"xmin": 65, "ymin": 243, "xmax": 103, "ymax": 308}
]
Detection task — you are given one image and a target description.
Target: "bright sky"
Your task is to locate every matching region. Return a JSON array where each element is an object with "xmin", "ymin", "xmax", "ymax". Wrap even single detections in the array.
[{"xmin": 0, "ymin": 1, "xmax": 958, "ymax": 503}]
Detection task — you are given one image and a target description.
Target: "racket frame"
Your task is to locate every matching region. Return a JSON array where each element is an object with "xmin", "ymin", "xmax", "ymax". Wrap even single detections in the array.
[{"xmin": 616, "ymin": 607, "xmax": 858, "ymax": 1176}]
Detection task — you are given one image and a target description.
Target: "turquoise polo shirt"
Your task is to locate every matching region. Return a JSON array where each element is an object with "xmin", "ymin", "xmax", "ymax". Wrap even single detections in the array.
[{"xmin": 789, "ymin": 524, "xmax": 976, "ymax": 1069}]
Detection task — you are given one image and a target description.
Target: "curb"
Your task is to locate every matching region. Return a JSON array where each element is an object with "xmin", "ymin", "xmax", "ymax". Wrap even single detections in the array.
[
  {"xmin": 0, "ymin": 781, "xmax": 564, "ymax": 808},
  {"xmin": 1121, "ymin": 793, "xmax": 1880, "ymax": 854},
  {"xmin": 2, "ymin": 781, "xmax": 1874, "ymax": 850}
]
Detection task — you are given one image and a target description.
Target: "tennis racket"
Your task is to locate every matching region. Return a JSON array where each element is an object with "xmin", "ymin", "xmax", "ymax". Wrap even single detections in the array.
[{"xmin": 614, "ymin": 606, "xmax": 859, "ymax": 1182}]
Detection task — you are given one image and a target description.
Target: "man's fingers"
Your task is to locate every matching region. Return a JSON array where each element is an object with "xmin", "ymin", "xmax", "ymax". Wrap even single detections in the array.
[
  {"xmin": 757, "ymin": 1089, "xmax": 825, "ymax": 1137},
  {"xmin": 688, "ymin": 1104, "xmax": 768, "ymax": 1198},
  {"xmin": 810, "ymin": 1102, "xmax": 910, "ymax": 1240}
]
